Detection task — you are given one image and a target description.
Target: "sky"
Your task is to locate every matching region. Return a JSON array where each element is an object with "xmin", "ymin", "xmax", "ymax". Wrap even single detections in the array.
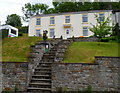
[
  {"xmin": 0, "ymin": 0, "xmax": 53, "ymax": 26},
  {"xmin": 0, "ymin": 0, "xmax": 119, "ymax": 26}
]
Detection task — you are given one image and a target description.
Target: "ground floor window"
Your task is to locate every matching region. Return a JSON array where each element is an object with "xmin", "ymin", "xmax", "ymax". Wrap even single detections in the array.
[
  {"xmin": 50, "ymin": 28, "xmax": 54, "ymax": 37},
  {"xmin": 83, "ymin": 27, "xmax": 88, "ymax": 36},
  {"xmin": 36, "ymin": 29, "xmax": 40, "ymax": 36}
]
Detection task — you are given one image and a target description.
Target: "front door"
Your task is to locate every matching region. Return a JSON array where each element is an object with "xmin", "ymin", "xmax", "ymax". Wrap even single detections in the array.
[{"xmin": 65, "ymin": 28, "xmax": 70, "ymax": 39}]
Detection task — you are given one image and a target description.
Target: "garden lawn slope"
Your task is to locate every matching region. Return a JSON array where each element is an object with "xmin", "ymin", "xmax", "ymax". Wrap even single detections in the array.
[
  {"xmin": 64, "ymin": 42, "xmax": 119, "ymax": 63},
  {"xmin": 2, "ymin": 34, "xmax": 42, "ymax": 62}
]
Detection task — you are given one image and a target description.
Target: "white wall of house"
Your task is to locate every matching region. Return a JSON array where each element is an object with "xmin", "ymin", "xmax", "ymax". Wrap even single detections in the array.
[{"xmin": 28, "ymin": 10, "xmax": 113, "ymax": 39}]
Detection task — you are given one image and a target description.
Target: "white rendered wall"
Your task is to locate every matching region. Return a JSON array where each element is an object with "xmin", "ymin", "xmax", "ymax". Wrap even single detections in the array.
[{"xmin": 29, "ymin": 11, "xmax": 112, "ymax": 38}]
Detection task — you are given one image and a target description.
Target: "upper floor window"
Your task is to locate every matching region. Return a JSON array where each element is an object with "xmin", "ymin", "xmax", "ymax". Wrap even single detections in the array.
[
  {"xmin": 99, "ymin": 13, "xmax": 104, "ymax": 22},
  {"xmin": 50, "ymin": 17, "xmax": 55, "ymax": 24},
  {"xmin": 36, "ymin": 18, "xmax": 41, "ymax": 25},
  {"xmin": 82, "ymin": 14, "xmax": 88, "ymax": 22},
  {"xmin": 65, "ymin": 16, "xmax": 70, "ymax": 23},
  {"xmin": 83, "ymin": 27, "xmax": 88, "ymax": 36}
]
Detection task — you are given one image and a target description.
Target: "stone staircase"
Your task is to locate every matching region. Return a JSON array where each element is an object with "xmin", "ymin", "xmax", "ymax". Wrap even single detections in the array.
[{"xmin": 27, "ymin": 39, "xmax": 72, "ymax": 93}]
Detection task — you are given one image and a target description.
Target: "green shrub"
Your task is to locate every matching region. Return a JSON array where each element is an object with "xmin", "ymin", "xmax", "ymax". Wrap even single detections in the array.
[
  {"xmin": 100, "ymin": 38, "xmax": 109, "ymax": 42},
  {"xmin": 109, "ymin": 36, "xmax": 116, "ymax": 41},
  {"xmin": 17, "ymin": 26, "xmax": 28, "ymax": 33},
  {"xmin": 18, "ymin": 32, "xmax": 23, "ymax": 36}
]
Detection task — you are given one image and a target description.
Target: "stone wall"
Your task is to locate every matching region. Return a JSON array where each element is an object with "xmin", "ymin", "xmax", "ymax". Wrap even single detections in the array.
[
  {"xmin": 2, "ymin": 62, "xmax": 28, "ymax": 91},
  {"xmin": 52, "ymin": 57, "xmax": 120, "ymax": 92},
  {"xmin": 1, "ymin": 39, "xmax": 62, "ymax": 92},
  {"xmin": 68, "ymin": 37, "xmax": 99, "ymax": 42}
]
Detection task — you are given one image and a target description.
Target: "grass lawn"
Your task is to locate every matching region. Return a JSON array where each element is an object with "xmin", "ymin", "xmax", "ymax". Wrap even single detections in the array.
[
  {"xmin": 63, "ymin": 42, "xmax": 119, "ymax": 63},
  {"xmin": 2, "ymin": 34, "xmax": 42, "ymax": 62}
]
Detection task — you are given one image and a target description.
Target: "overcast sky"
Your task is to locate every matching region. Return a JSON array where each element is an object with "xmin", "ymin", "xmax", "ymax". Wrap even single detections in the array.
[
  {"xmin": 0, "ymin": 0, "xmax": 119, "ymax": 26},
  {"xmin": 0, "ymin": 0, "xmax": 53, "ymax": 26}
]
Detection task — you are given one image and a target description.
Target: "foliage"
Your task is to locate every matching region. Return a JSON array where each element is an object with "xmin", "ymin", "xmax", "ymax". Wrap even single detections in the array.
[
  {"xmin": 22, "ymin": 2, "xmax": 120, "ymax": 22},
  {"xmin": 6, "ymin": 14, "xmax": 22, "ymax": 27},
  {"xmin": 22, "ymin": 3, "xmax": 49, "ymax": 21},
  {"xmin": 100, "ymin": 37, "xmax": 109, "ymax": 42},
  {"xmin": 89, "ymin": 14, "xmax": 112, "ymax": 38},
  {"xmin": 18, "ymin": 32, "xmax": 23, "ymax": 36},
  {"xmin": 109, "ymin": 36, "xmax": 120, "ymax": 43},
  {"xmin": 63, "ymin": 42, "xmax": 119, "ymax": 63},
  {"xmin": 52, "ymin": 2, "xmax": 120, "ymax": 13},
  {"xmin": 17, "ymin": 26, "xmax": 28, "ymax": 33},
  {"xmin": 112, "ymin": 23, "xmax": 119, "ymax": 36}
]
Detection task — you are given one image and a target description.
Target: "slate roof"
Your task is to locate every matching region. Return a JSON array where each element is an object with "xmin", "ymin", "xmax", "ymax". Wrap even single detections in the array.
[{"xmin": 32, "ymin": 10, "xmax": 112, "ymax": 18}]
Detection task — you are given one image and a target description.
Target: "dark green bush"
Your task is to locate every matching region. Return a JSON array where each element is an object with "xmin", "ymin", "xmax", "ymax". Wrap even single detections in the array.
[
  {"xmin": 18, "ymin": 32, "xmax": 23, "ymax": 36},
  {"xmin": 100, "ymin": 38, "xmax": 109, "ymax": 42},
  {"xmin": 17, "ymin": 26, "xmax": 28, "ymax": 33},
  {"xmin": 109, "ymin": 36, "xmax": 117, "ymax": 41}
]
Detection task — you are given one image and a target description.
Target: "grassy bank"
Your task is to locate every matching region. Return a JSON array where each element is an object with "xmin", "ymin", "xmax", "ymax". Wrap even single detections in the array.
[
  {"xmin": 2, "ymin": 34, "xmax": 42, "ymax": 62},
  {"xmin": 63, "ymin": 42, "xmax": 119, "ymax": 63}
]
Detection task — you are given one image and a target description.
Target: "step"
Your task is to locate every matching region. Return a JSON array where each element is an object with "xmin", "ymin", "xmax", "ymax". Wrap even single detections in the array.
[
  {"xmin": 44, "ymin": 53, "xmax": 55, "ymax": 56},
  {"xmin": 42, "ymin": 59, "xmax": 54, "ymax": 62},
  {"xmin": 39, "ymin": 62, "xmax": 53, "ymax": 64},
  {"xmin": 37, "ymin": 65, "xmax": 51, "ymax": 68},
  {"xmin": 30, "ymin": 83, "xmax": 51, "ymax": 86},
  {"xmin": 35, "ymin": 67, "xmax": 51, "ymax": 70},
  {"xmin": 32, "ymin": 75, "xmax": 50, "ymax": 77},
  {"xmin": 27, "ymin": 87, "xmax": 51, "ymax": 91},
  {"xmin": 31, "ymin": 78, "xmax": 51, "ymax": 81},
  {"xmin": 43, "ymin": 56, "xmax": 55, "ymax": 59},
  {"xmin": 39, "ymin": 64, "xmax": 51, "ymax": 67},
  {"xmin": 29, "ymin": 83, "xmax": 51, "ymax": 88},
  {"xmin": 34, "ymin": 71, "xmax": 51, "ymax": 75}
]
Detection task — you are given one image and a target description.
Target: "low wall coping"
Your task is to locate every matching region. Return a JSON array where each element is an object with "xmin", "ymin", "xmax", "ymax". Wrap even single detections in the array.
[
  {"xmin": 0, "ymin": 61, "xmax": 29, "ymax": 63},
  {"xmin": 53, "ymin": 62, "xmax": 99, "ymax": 65},
  {"xmin": 95, "ymin": 56, "xmax": 120, "ymax": 58}
]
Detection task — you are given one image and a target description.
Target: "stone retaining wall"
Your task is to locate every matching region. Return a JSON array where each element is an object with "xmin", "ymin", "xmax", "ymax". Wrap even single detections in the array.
[
  {"xmin": 68, "ymin": 37, "xmax": 99, "ymax": 42},
  {"xmin": 2, "ymin": 62, "xmax": 28, "ymax": 91},
  {"xmin": 52, "ymin": 57, "xmax": 120, "ymax": 92}
]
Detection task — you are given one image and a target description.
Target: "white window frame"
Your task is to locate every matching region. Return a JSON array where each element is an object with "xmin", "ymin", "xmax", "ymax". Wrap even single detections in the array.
[
  {"xmin": 36, "ymin": 18, "xmax": 41, "ymax": 25},
  {"xmin": 50, "ymin": 17, "xmax": 55, "ymax": 25},
  {"xmin": 65, "ymin": 16, "xmax": 70, "ymax": 23},
  {"xmin": 82, "ymin": 14, "xmax": 88, "ymax": 22},
  {"xmin": 83, "ymin": 27, "xmax": 88, "ymax": 36}
]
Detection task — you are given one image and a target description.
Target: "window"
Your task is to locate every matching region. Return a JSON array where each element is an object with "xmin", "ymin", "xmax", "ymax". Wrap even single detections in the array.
[
  {"xmin": 83, "ymin": 27, "xmax": 88, "ymax": 36},
  {"xmin": 36, "ymin": 29, "xmax": 40, "ymax": 36},
  {"xmin": 50, "ymin": 29, "xmax": 54, "ymax": 37},
  {"xmin": 11, "ymin": 29, "xmax": 16, "ymax": 35},
  {"xmin": 99, "ymin": 13, "xmax": 104, "ymax": 22},
  {"xmin": 36, "ymin": 18, "xmax": 41, "ymax": 25},
  {"xmin": 50, "ymin": 17, "xmax": 55, "ymax": 24},
  {"xmin": 82, "ymin": 14, "xmax": 88, "ymax": 22},
  {"xmin": 66, "ymin": 29, "xmax": 69, "ymax": 34},
  {"xmin": 65, "ymin": 16, "xmax": 70, "ymax": 23}
]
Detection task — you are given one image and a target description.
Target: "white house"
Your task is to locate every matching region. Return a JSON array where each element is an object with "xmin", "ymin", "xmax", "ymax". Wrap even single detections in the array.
[{"xmin": 28, "ymin": 10, "xmax": 113, "ymax": 39}]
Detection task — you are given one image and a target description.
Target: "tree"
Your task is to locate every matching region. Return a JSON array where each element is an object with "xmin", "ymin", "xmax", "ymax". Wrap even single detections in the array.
[
  {"xmin": 22, "ymin": 3, "xmax": 49, "ymax": 22},
  {"xmin": 6, "ymin": 14, "xmax": 22, "ymax": 27},
  {"xmin": 89, "ymin": 14, "xmax": 112, "ymax": 38}
]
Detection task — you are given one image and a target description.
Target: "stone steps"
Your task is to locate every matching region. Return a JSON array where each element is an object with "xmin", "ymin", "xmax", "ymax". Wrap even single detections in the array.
[{"xmin": 27, "ymin": 39, "xmax": 72, "ymax": 92}]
